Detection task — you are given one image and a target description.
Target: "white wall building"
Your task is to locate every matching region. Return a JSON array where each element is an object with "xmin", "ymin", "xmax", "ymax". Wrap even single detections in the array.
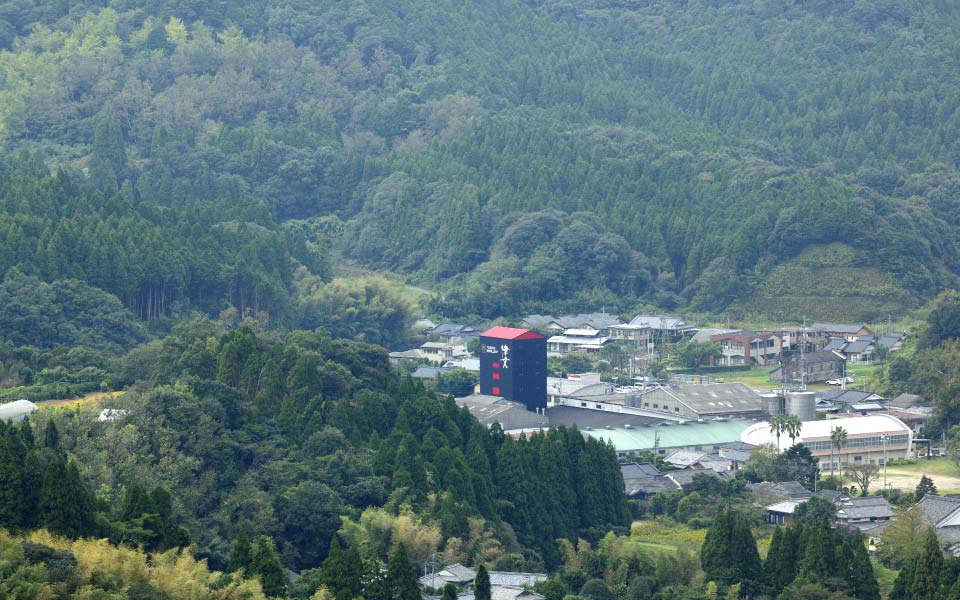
[{"xmin": 741, "ymin": 414, "xmax": 913, "ymax": 470}]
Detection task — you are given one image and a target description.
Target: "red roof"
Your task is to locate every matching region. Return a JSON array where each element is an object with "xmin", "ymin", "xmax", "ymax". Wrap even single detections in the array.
[{"xmin": 481, "ymin": 326, "xmax": 545, "ymax": 340}]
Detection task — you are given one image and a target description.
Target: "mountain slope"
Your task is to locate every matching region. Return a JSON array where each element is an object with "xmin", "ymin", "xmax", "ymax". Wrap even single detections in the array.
[{"xmin": 0, "ymin": 1, "xmax": 959, "ymax": 318}]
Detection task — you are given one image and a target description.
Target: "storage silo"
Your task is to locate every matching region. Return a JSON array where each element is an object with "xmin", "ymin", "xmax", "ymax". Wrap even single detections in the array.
[
  {"xmin": 762, "ymin": 393, "xmax": 784, "ymax": 417},
  {"xmin": 785, "ymin": 391, "xmax": 816, "ymax": 422}
]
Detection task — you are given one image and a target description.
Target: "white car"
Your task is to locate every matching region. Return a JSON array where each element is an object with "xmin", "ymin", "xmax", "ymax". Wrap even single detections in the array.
[{"xmin": 826, "ymin": 377, "xmax": 855, "ymax": 385}]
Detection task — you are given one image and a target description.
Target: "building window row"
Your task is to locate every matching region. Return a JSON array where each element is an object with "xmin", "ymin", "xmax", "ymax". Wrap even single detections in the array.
[{"xmin": 802, "ymin": 434, "xmax": 909, "ymax": 452}]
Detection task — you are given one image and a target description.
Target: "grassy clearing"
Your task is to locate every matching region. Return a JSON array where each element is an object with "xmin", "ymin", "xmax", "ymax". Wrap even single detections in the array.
[
  {"xmin": 706, "ymin": 362, "xmax": 882, "ymax": 393},
  {"xmin": 36, "ymin": 390, "xmax": 122, "ymax": 409},
  {"xmin": 629, "ymin": 519, "xmax": 707, "ymax": 555},
  {"xmin": 885, "ymin": 457, "xmax": 957, "ymax": 477}
]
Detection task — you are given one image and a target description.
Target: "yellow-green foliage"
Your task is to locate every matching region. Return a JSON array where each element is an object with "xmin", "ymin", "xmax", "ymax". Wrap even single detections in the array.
[
  {"xmin": 0, "ymin": 529, "xmax": 270, "ymax": 600},
  {"xmin": 628, "ymin": 520, "xmax": 708, "ymax": 554}
]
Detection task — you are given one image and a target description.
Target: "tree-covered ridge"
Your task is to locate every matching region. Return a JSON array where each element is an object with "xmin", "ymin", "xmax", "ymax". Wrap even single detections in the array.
[
  {"xmin": 0, "ymin": 169, "xmax": 327, "ymax": 322},
  {"xmin": 37, "ymin": 324, "xmax": 628, "ymax": 575},
  {"xmin": 0, "ymin": 2, "xmax": 958, "ymax": 316}
]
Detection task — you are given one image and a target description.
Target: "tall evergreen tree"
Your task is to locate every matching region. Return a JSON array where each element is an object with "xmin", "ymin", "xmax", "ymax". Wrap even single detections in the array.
[
  {"xmin": 250, "ymin": 535, "xmax": 287, "ymax": 598},
  {"xmin": 320, "ymin": 537, "xmax": 362, "ymax": 600},
  {"xmin": 702, "ymin": 509, "xmax": 762, "ymax": 591},
  {"xmin": 844, "ymin": 532, "xmax": 880, "ymax": 600},
  {"xmin": 0, "ymin": 423, "xmax": 24, "ymax": 529},
  {"xmin": 385, "ymin": 544, "xmax": 420, "ymax": 600},
  {"xmin": 475, "ymin": 565, "xmax": 491, "ymax": 600},
  {"xmin": 910, "ymin": 528, "xmax": 944, "ymax": 600},
  {"xmin": 764, "ymin": 526, "xmax": 799, "ymax": 595},
  {"xmin": 43, "ymin": 421, "xmax": 59, "ymax": 450},
  {"xmin": 916, "ymin": 475, "xmax": 938, "ymax": 500},
  {"xmin": 227, "ymin": 530, "xmax": 253, "ymax": 573}
]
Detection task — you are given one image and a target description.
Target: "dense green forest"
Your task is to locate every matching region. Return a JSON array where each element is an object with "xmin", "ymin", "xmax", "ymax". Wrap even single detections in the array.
[
  {"xmin": 0, "ymin": 1, "xmax": 958, "ymax": 320},
  {"xmin": 7, "ymin": 324, "xmax": 629, "ymax": 577}
]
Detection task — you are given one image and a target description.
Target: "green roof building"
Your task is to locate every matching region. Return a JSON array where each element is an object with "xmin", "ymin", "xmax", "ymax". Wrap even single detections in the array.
[{"xmin": 582, "ymin": 419, "xmax": 752, "ymax": 457}]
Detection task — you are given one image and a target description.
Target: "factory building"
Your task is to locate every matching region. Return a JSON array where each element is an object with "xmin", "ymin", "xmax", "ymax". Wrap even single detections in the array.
[
  {"xmin": 581, "ymin": 420, "xmax": 753, "ymax": 458},
  {"xmin": 740, "ymin": 414, "xmax": 913, "ymax": 468},
  {"xmin": 479, "ymin": 326, "xmax": 547, "ymax": 413},
  {"xmin": 623, "ymin": 382, "xmax": 766, "ymax": 420}
]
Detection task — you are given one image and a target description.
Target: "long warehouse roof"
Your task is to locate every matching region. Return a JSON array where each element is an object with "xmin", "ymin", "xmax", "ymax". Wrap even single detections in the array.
[{"xmin": 581, "ymin": 420, "xmax": 752, "ymax": 451}]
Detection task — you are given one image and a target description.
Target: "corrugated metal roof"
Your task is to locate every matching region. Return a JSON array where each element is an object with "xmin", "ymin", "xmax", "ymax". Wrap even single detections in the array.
[{"xmin": 581, "ymin": 420, "xmax": 751, "ymax": 451}]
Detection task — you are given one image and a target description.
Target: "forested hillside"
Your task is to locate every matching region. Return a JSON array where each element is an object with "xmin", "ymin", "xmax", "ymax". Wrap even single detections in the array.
[
  {"xmin": 0, "ymin": 1, "xmax": 959, "ymax": 319},
  {"xmin": 17, "ymin": 324, "xmax": 629, "ymax": 576}
]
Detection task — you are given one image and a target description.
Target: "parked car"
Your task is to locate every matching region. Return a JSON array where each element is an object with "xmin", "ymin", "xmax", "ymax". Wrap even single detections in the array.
[{"xmin": 826, "ymin": 377, "xmax": 855, "ymax": 385}]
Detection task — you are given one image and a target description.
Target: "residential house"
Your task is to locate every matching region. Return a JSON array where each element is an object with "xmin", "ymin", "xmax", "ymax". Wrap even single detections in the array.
[
  {"xmin": 547, "ymin": 328, "xmax": 613, "ymax": 354},
  {"xmin": 664, "ymin": 450, "xmax": 733, "ymax": 472},
  {"xmin": 876, "ymin": 332, "xmax": 906, "ymax": 354},
  {"xmin": 389, "ymin": 349, "xmax": 424, "ymax": 365},
  {"xmin": 890, "ymin": 393, "xmax": 928, "ymax": 409},
  {"xmin": 621, "ymin": 471, "xmax": 682, "ymax": 500},
  {"xmin": 811, "ymin": 323, "xmax": 874, "ymax": 342},
  {"xmin": 488, "ymin": 573, "xmax": 549, "ymax": 587},
  {"xmin": 420, "ymin": 566, "xmax": 547, "ymax": 596},
  {"xmin": 818, "ymin": 389, "xmax": 887, "ymax": 408},
  {"xmin": 766, "ymin": 500, "xmax": 803, "ymax": 525},
  {"xmin": 667, "ymin": 468, "xmax": 734, "ymax": 488},
  {"xmin": 492, "ymin": 588, "xmax": 546, "ymax": 600},
  {"xmin": 835, "ymin": 496, "xmax": 894, "ymax": 533},
  {"xmin": 523, "ymin": 313, "xmax": 622, "ymax": 335},
  {"xmin": 914, "ymin": 495, "xmax": 960, "ymax": 557},
  {"xmin": 412, "ymin": 318, "xmax": 437, "ymax": 331},
  {"xmin": 420, "ymin": 564, "xmax": 477, "ymax": 588},
  {"xmin": 841, "ymin": 338, "xmax": 875, "ymax": 363},
  {"xmin": 769, "ymin": 351, "xmax": 844, "ymax": 384},
  {"xmin": 609, "ymin": 314, "xmax": 693, "ymax": 346},
  {"xmin": 749, "ymin": 480, "xmax": 813, "ymax": 503},
  {"xmin": 708, "ymin": 330, "xmax": 782, "ymax": 367},
  {"xmin": 420, "ymin": 341, "xmax": 469, "ymax": 364},
  {"xmin": 717, "ymin": 441, "xmax": 755, "ymax": 467},
  {"xmin": 429, "ymin": 323, "xmax": 481, "ymax": 344}
]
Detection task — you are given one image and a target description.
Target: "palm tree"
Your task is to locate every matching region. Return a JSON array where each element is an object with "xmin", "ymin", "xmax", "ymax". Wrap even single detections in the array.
[
  {"xmin": 769, "ymin": 414, "xmax": 787, "ymax": 452},
  {"xmin": 785, "ymin": 415, "xmax": 803, "ymax": 447},
  {"xmin": 830, "ymin": 426, "xmax": 848, "ymax": 477}
]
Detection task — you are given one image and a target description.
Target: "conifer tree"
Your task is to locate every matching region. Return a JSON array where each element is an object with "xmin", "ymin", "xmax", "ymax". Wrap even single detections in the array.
[
  {"xmin": 250, "ymin": 535, "xmax": 287, "ymax": 598},
  {"xmin": 475, "ymin": 565, "xmax": 491, "ymax": 600},
  {"xmin": 764, "ymin": 526, "xmax": 799, "ymax": 594},
  {"xmin": 910, "ymin": 528, "xmax": 944, "ymax": 600},
  {"xmin": 844, "ymin": 532, "xmax": 880, "ymax": 600},
  {"xmin": 227, "ymin": 530, "xmax": 253, "ymax": 573},
  {"xmin": 442, "ymin": 583, "xmax": 458, "ymax": 600},
  {"xmin": 43, "ymin": 421, "xmax": 59, "ymax": 450},
  {"xmin": 890, "ymin": 556, "xmax": 918, "ymax": 600},
  {"xmin": 386, "ymin": 543, "xmax": 421, "ymax": 600},
  {"xmin": 916, "ymin": 475, "xmax": 938, "ymax": 500},
  {"xmin": 0, "ymin": 423, "xmax": 24, "ymax": 529},
  {"xmin": 701, "ymin": 509, "xmax": 762, "ymax": 593},
  {"xmin": 320, "ymin": 537, "xmax": 362, "ymax": 600},
  {"xmin": 20, "ymin": 449, "xmax": 44, "ymax": 528}
]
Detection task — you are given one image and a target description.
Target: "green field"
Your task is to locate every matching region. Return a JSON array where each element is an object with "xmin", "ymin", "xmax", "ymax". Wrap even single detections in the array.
[
  {"xmin": 710, "ymin": 363, "xmax": 882, "ymax": 393},
  {"xmin": 884, "ymin": 458, "xmax": 957, "ymax": 477}
]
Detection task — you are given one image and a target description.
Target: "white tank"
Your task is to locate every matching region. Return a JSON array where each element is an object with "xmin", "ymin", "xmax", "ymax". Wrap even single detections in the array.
[{"xmin": 785, "ymin": 391, "xmax": 816, "ymax": 422}]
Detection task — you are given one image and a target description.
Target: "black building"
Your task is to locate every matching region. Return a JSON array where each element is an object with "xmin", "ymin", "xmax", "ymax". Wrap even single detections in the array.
[{"xmin": 479, "ymin": 327, "xmax": 547, "ymax": 413}]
